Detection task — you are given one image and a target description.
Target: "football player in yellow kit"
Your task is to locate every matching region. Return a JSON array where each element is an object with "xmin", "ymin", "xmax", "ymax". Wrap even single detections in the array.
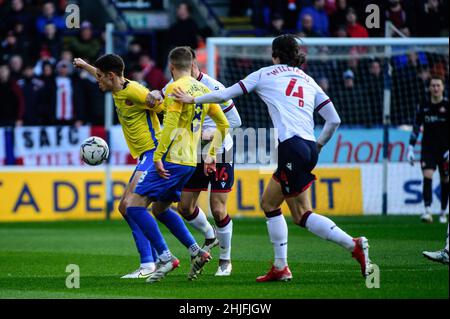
[{"xmin": 73, "ymin": 54, "xmax": 164, "ymax": 279}]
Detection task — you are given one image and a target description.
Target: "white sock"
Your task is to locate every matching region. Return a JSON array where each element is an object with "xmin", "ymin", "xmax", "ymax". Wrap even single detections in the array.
[
  {"xmin": 159, "ymin": 250, "xmax": 172, "ymax": 262},
  {"xmin": 189, "ymin": 243, "xmax": 201, "ymax": 257},
  {"xmin": 445, "ymin": 224, "xmax": 449, "ymax": 252},
  {"xmin": 305, "ymin": 213, "xmax": 355, "ymax": 251},
  {"xmin": 266, "ymin": 215, "xmax": 288, "ymax": 269},
  {"xmin": 186, "ymin": 207, "xmax": 216, "ymax": 239},
  {"xmin": 140, "ymin": 262, "xmax": 155, "ymax": 269},
  {"xmin": 425, "ymin": 206, "xmax": 431, "ymax": 214},
  {"xmin": 216, "ymin": 220, "xmax": 233, "ymax": 260}
]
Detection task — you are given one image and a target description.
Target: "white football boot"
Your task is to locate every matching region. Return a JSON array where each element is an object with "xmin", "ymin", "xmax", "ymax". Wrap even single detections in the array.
[
  {"xmin": 423, "ymin": 249, "xmax": 449, "ymax": 265},
  {"xmin": 121, "ymin": 265, "xmax": 156, "ymax": 279},
  {"xmin": 215, "ymin": 260, "xmax": 232, "ymax": 277},
  {"xmin": 421, "ymin": 213, "xmax": 433, "ymax": 224}
]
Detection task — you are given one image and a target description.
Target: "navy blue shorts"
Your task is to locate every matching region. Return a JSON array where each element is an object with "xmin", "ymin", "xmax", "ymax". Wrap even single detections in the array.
[
  {"xmin": 421, "ymin": 145, "xmax": 449, "ymax": 176},
  {"xmin": 273, "ymin": 136, "xmax": 318, "ymax": 197},
  {"xmin": 134, "ymin": 161, "xmax": 196, "ymax": 203},
  {"xmin": 183, "ymin": 148, "xmax": 234, "ymax": 193},
  {"xmin": 129, "ymin": 149, "xmax": 155, "ymax": 183}
]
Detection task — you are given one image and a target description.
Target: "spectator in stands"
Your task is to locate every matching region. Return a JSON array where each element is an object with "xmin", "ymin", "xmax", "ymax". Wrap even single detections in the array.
[
  {"xmin": 129, "ymin": 66, "xmax": 148, "ymax": 87},
  {"xmin": 12, "ymin": 21, "xmax": 33, "ymax": 63},
  {"xmin": 318, "ymin": 76, "xmax": 330, "ymax": 95},
  {"xmin": 38, "ymin": 61, "xmax": 56, "ymax": 125},
  {"xmin": 364, "ymin": 60, "xmax": 384, "ymax": 124},
  {"xmin": 168, "ymin": 2, "xmax": 200, "ymax": 50},
  {"xmin": 329, "ymin": 0, "xmax": 349, "ymax": 36},
  {"xmin": 64, "ymin": 21, "xmax": 101, "ymax": 63},
  {"xmin": 139, "ymin": 54, "xmax": 168, "ymax": 91},
  {"xmin": 8, "ymin": 54, "xmax": 22, "ymax": 81},
  {"xmin": 33, "ymin": 48, "xmax": 56, "ymax": 77},
  {"xmin": 124, "ymin": 40, "xmax": 144, "ymax": 72},
  {"xmin": 39, "ymin": 22, "xmax": 62, "ymax": 60},
  {"xmin": 229, "ymin": 0, "xmax": 252, "ymax": 17},
  {"xmin": 5, "ymin": 0, "xmax": 34, "ymax": 35},
  {"xmin": 269, "ymin": 13, "xmax": 285, "ymax": 37},
  {"xmin": 0, "ymin": 64, "xmax": 24, "ymax": 126},
  {"xmin": 60, "ymin": 49, "xmax": 73, "ymax": 63},
  {"xmin": 335, "ymin": 25, "xmax": 347, "ymax": 37},
  {"xmin": 346, "ymin": 7, "xmax": 368, "ymax": 38},
  {"xmin": 385, "ymin": 0, "xmax": 410, "ymax": 36},
  {"xmin": 298, "ymin": 13, "xmax": 321, "ymax": 37},
  {"xmin": 77, "ymin": 63, "xmax": 104, "ymax": 126},
  {"xmin": 334, "ymin": 69, "xmax": 366, "ymax": 125},
  {"xmin": 0, "ymin": 31, "xmax": 22, "ymax": 64},
  {"xmin": 416, "ymin": 65, "xmax": 431, "ymax": 103},
  {"xmin": 416, "ymin": 0, "xmax": 447, "ymax": 37},
  {"xmin": 53, "ymin": 60, "xmax": 85, "ymax": 126},
  {"xmin": 17, "ymin": 65, "xmax": 44, "ymax": 125},
  {"xmin": 297, "ymin": 0, "xmax": 329, "ymax": 37},
  {"xmin": 36, "ymin": 1, "xmax": 65, "ymax": 35}
]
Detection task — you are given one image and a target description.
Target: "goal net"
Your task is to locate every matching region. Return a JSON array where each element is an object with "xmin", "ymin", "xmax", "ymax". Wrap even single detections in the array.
[{"xmin": 207, "ymin": 37, "xmax": 449, "ymax": 215}]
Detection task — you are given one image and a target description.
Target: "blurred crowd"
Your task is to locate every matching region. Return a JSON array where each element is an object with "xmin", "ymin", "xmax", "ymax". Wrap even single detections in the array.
[
  {"xmin": 232, "ymin": 0, "xmax": 448, "ymax": 37},
  {"xmin": 0, "ymin": 0, "xmax": 448, "ymax": 128},
  {"xmin": 0, "ymin": 0, "xmax": 172, "ymax": 127}
]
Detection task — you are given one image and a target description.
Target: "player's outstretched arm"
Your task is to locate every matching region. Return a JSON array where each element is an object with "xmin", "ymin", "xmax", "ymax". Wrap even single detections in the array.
[
  {"xmin": 224, "ymin": 102, "xmax": 242, "ymax": 128},
  {"xmin": 317, "ymin": 102, "xmax": 341, "ymax": 152},
  {"xmin": 173, "ymin": 83, "xmax": 244, "ymax": 105},
  {"xmin": 73, "ymin": 58, "xmax": 98, "ymax": 77}
]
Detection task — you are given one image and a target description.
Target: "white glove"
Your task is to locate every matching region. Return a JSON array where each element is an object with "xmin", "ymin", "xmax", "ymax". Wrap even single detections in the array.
[{"xmin": 407, "ymin": 145, "xmax": 415, "ymax": 166}]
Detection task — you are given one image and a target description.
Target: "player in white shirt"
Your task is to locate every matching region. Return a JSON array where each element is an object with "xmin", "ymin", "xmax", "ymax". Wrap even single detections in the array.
[
  {"xmin": 162, "ymin": 49, "xmax": 242, "ymax": 276},
  {"xmin": 173, "ymin": 35, "xmax": 374, "ymax": 282}
]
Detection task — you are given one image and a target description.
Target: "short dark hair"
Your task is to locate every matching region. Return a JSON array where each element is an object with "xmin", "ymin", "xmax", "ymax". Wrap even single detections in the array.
[
  {"xmin": 169, "ymin": 47, "xmax": 193, "ymax": 71},
  {"xmin": 178, "ymin": 2, "xmax": 191, "ymax": 12},
  {"xmin": 188, "ymin": 47, "xmax": 197, "ymax": 60},
  {"xmin": 272, "ymin": 34, "xmax": 306, "ymax": 68},
  {"xmin": 430, "ymin": 76, "xmax": 445, "ymax": 84},
  {"xmin": 94, "ymin": 54, "xmax": 124, "ymax": 76}
]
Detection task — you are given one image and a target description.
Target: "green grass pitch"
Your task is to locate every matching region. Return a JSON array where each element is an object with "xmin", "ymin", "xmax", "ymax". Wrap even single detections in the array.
[{"xmin": 0, "ymin": 216, "xmax": 448, "ymax": 299}]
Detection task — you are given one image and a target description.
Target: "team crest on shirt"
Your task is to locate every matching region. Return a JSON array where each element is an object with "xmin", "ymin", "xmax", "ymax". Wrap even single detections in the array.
[
  {"xmin": 286, "ymin": 163, "xmax": 293, "ymax": 171},
  {"xmin": 125, "ymin": 99, "xmax": 133, "ymax": 106},
  {"xmin": 221, "ymin": 182, "xmax": 226, "ymax": 188},
  {"xmin": 440, "ymin": 106, "xmax": 447, "ymax": 113}
]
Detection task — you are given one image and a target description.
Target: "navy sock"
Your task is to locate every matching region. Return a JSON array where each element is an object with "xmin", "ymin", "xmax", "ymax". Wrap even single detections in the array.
[
  {"xmin": 423, "ymin": 178, "xmax": 432, "ymax": 208},
  {"xmin": 126, "ymin": 206, "xmax": 169, "ymax": 256},
  {"xmin": 156, "ymin": 208, "xmax": 197, "ymax": 249},
  {"xmin": 123, "ymin": 214, "xmax": 154, "ymax": 264},
  {"xmin": 441, "ymin": 182, "xmax": 449, "ymax": 211}
]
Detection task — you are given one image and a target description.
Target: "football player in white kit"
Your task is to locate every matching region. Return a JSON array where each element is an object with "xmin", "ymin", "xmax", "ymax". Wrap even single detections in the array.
[
  {"xmin": 173, "ymin": 35, "xmax": 374, "ymax": 282},
  {"xmin": 162, "ymin": 48, "xmax": 242, "ymax": 276}
]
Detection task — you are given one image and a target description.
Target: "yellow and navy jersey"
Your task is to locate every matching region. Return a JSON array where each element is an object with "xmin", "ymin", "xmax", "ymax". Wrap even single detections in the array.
[
  {"xmin": 112, "ymin": 80, "xmax": 163, "ymax": 159},
  {"xmin": 154, "ymin": 76, "xmax": 229, "ymax": 167}
]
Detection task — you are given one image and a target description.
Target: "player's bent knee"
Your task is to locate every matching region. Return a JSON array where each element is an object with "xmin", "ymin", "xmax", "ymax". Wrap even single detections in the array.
[
  {"xmin": 261, "ymin": 199, "xmax": 279, "ymax": 214},
  {"xmin": 211, "ymin": 206, "xmax": 227, "ymax": 220}
]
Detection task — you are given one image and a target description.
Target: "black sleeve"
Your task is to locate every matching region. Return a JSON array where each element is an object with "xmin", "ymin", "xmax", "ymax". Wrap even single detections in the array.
[{"xmin": 409, "ymin": 104, "xmax": 423, "ymax": 146}]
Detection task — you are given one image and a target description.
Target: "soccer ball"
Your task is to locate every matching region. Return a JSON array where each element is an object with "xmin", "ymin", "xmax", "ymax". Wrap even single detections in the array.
[{"xmin": 80, "ymin": 136, "xmax": 109, "ymax": 166}]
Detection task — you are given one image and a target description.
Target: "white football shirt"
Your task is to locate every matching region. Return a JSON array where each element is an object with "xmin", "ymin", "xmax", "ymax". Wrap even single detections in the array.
[{"xmin": 239, "ymin": 64, "xmax": 331, "ymax": 142}]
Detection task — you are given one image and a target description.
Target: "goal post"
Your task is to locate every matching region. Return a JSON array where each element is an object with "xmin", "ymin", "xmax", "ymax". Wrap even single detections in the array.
[
  {"xmin": 206, "ymin": 37, "xmax": 449, "ymax": 215},
  {"xmin": 104, "ymin": 23, "xmax": 115, "ymax": 220}
]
